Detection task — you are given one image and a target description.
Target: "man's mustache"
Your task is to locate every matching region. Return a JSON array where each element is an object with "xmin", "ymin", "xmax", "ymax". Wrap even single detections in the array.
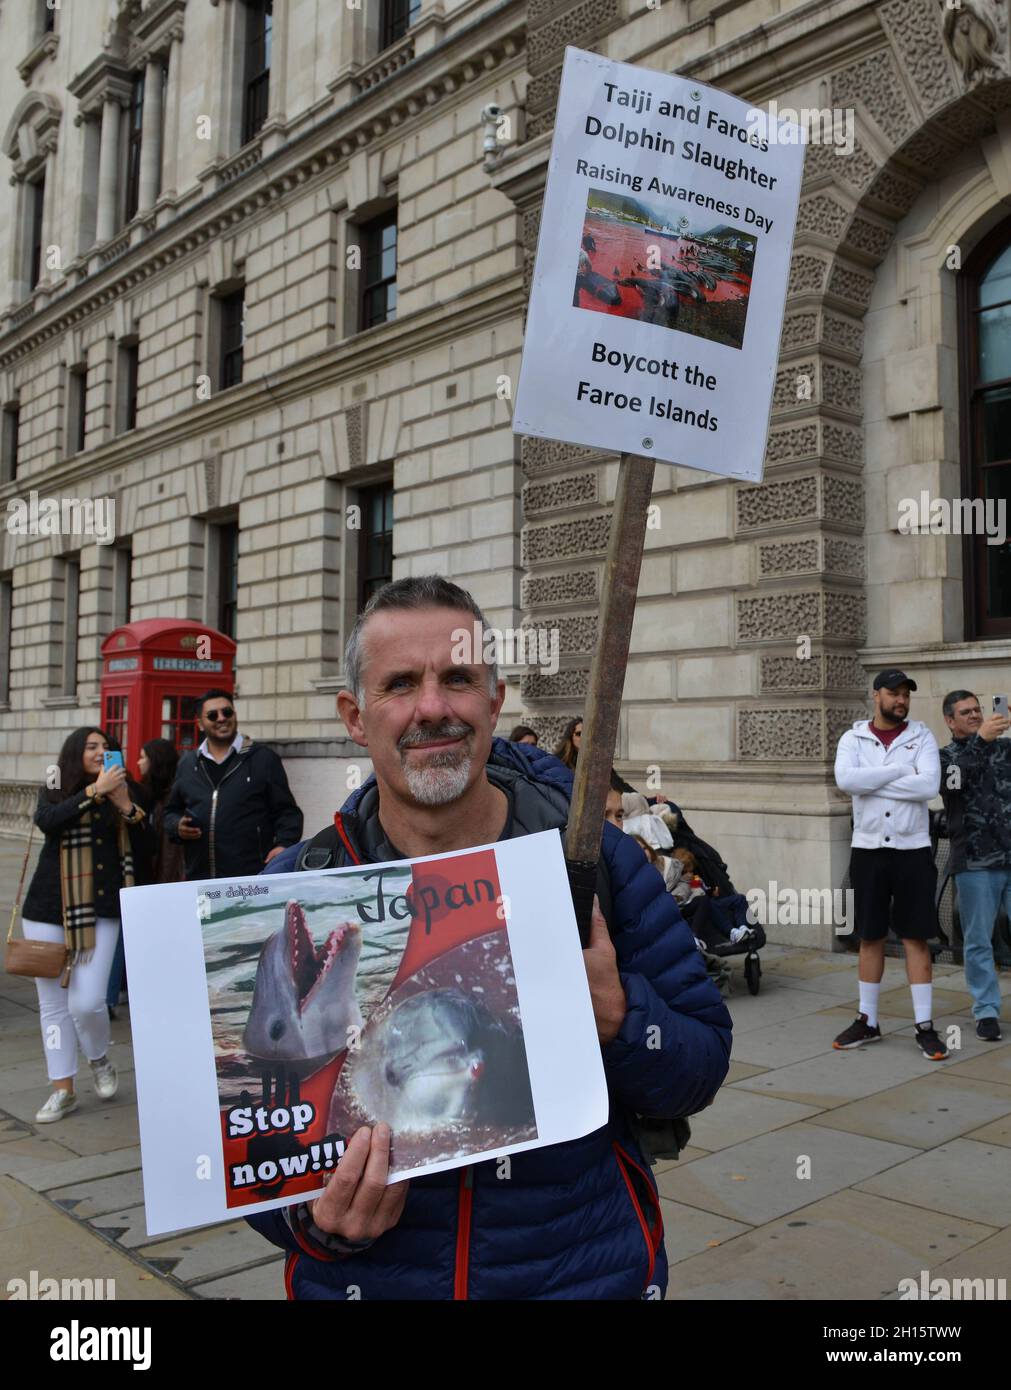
[{"xmin": 398, "ymin": 723, "xmax": 473, "ymax": 750}]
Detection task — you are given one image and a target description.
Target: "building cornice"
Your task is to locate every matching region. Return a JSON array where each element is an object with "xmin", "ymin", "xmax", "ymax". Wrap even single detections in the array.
[
  {"xmin": 0, "ymin": 274, "xmax": 524, "ymax": 501},
  {"xmin": 675, "ymin": 0, "xmax": 885, "ymax": 98},
  {"xmin": 127, "ymin": 0, "xmax": 187, "ymax": 67},
  {"xmin": 67, "ymin": 55, "xmax": 135, "ymax": 122}
]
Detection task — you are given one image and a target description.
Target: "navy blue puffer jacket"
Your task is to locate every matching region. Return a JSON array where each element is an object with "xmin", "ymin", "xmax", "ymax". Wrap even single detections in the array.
[{"xmin": 247, "ymin": 739, "xmax": 732, "ymax": 1299}]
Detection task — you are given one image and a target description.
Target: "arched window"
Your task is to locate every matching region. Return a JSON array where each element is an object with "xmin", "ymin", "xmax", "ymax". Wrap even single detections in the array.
[{"xmin": 959, "ymin": 220, "xmax": 1011, "ymax": 638}]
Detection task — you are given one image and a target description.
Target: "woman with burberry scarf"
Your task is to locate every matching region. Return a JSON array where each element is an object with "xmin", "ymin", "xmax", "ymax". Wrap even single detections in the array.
[{"xmin": 21, "ymin": 728, "xmax": 151, "ymax": 1123}]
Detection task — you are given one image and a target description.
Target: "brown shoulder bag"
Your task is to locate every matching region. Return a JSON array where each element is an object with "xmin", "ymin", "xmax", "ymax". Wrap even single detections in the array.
[{"xmin": 5, "ymin": 822, "xmax": 71, "ymax": 985}]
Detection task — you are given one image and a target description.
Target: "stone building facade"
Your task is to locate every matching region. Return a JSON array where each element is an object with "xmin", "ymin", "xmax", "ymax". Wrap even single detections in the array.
[{"xmin": 1, "ymin": 0, "xmax": 1010, "ymax": 948}]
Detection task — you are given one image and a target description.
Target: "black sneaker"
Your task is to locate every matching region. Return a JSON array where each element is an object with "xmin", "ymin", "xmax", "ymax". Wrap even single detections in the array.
[
  {"xmin": 976, "ymin": 1018, "xmax": 1003, "ymax": 1042},
  {"xmin": 833, "ymin": 1013, "xmax": 882, "ymax": 1049},
  {"xmin": 914, "ymin": 1021, "xmax": 948, "ymax": 1060}
]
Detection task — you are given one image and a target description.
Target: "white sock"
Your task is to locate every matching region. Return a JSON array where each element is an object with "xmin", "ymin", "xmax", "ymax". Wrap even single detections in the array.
[
  {"xmin": 911, "ymin": 983, "xmax": 932, "ymax": 1026},
  {"xmin": 858, "ymin": 982, "xmax": 880, "ymax": 1028}
]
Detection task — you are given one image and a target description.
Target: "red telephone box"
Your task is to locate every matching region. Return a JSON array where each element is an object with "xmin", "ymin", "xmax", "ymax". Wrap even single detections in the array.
[{"xmin": 100, "ymin": 620, "xmax": 236, "ymax": 777}]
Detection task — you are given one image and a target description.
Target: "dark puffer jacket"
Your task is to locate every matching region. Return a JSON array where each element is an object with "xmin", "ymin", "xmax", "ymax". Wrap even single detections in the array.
[{"xmin": 247, "ymin": 738, "xmax": 732, "ymax": 1299}]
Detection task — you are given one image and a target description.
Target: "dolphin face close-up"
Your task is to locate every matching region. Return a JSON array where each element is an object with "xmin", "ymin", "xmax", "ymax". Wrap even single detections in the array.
[
  {"xmin": 346, "ymin": 988, "xmax": 497, "ymax": 1133},
  {"xmin": 243, "ymin": 900, "xmax": 363, "ymax": 1065}
]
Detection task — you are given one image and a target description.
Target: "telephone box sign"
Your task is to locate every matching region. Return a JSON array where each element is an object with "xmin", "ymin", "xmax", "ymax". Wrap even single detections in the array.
[{"xmin": 153, "ymin": 658, "xmax": 224, "ymax": 672}]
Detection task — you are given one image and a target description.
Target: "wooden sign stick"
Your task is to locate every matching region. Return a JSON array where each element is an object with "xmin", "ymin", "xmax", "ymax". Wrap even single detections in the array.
[{"xmin": 564, "ymin": 450, "xmax": 657, "ymax": 943}]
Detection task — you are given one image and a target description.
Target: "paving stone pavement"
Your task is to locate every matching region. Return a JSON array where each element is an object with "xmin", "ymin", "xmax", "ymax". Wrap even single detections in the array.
[{"xmin": 2, "ymin": 838, "xmax": 1010, "ymax": 1301}]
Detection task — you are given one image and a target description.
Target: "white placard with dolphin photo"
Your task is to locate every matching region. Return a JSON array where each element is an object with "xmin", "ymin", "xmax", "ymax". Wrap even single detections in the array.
[
  {"xmin": 121, "ymin": 829, "xmax": 607, "ymax": 1237},
  {"xmin": 513, "ymin": 46, "xmax": 806, "ymax": 480}
]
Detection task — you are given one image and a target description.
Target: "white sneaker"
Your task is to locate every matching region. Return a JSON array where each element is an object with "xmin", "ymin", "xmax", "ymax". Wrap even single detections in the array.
[
  {"xmin": 90, "ymin": 1057, "xmax": 119, "ymax": 1101},
  {"xmin": 35, "ymin": 1090, "xmax": 78, "ymax": 1123}
]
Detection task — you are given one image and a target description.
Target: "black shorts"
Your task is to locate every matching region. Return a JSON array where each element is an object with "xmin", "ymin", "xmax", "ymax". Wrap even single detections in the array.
[{"xmin": 849, "ymin": 847, "xmax": 939, "ymax": 941}]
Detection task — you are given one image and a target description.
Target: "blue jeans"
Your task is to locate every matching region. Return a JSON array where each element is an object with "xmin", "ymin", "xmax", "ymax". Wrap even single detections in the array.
[
  {"xmin": 105, "ymin": 923, "xmax": 125, "ymax": 1009},
  {"xmin": 954, "ymin": 869, "xmax": 1008, "ymax": 1019}
]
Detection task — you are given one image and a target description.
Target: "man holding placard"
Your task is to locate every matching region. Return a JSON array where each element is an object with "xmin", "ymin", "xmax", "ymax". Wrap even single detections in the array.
[{"xmin": 246, "ymin": 575, "xmax": 732, "ymax": 1299}]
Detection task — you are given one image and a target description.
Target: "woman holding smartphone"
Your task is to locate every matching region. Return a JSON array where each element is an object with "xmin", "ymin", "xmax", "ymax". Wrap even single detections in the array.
[{"xmin": 21, "ymin": 727, "xmax": 150, "ymax": 1123}]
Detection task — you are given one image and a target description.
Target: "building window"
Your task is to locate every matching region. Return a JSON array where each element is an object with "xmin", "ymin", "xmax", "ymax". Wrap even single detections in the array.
[
  {"xmin": 960, "ymin": 222, "xmax": 1011, "ymax": 638},
  {"xmin": 124, "ymin": 71, "xmax": 145, "ymax": 224},
  {"xmin": 113, "ymin": 544, "xmax": 132, "ymax": 629},
  {"xmin": 0, "ymin": 574, "xmax": 12, "ymax": 704},
  {"xmin": 68, "ymin": 365, "xmax": 87, "ymax": 455},
  {"xmin": 28, "ymin": 176, "xmax": 45, "ymax": 290},
  {"xmin": 218, "ymin": 290, "xmax": 245, "ymax": 389},
  {"xmin": 243, "ymin": 0, "xmax": 273, "ymax": 145},
  {"xmin": 1, "ymin": 405, "xmax": 19, "ymax": 484},
  {"xmin": 59, "ymin": 554, "xmax": 80, "ymax": 695},
  {"xmin": 380, "ymin": 0, "xmax": 421, "ymax": 50},
  {"xmin": 360, "ymin": 214, "xmax": 397, "ymax": 330},
  {"xmin": 215, "ymin": 521, "xmax": 239, "ymax": 638},
  {"xmin": 357, "ymin": 482, "xmax": 394, "ymax": 612},
  {"xmin": 118, "ymin": 342, "xmax": 139, "ymax": 433}
]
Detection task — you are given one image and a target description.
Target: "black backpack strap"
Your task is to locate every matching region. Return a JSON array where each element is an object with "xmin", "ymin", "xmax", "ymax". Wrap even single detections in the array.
[
  {"xmin": 295, "ymin": 812, "xmax": 363, "ymax": 871},
  {"xmin": 296, "ymin": 825, "xmax": 342, "ymax": 872}
]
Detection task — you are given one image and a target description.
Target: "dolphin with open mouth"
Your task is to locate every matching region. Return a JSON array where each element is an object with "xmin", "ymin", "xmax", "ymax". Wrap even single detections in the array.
[{"xmin": 243, "ymin": 900, "xmax": 363, "ymax": 1067}]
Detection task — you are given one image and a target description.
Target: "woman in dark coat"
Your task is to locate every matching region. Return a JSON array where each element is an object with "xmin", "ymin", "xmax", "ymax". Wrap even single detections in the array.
[
  {"xmin": 105, "ymin": 737, "xmax": 185, "ymax": 1016},
  {"xmin": 138, "ymin": 738, "xmax": 185, "ymax": 883},
  {"xmin": 21, "ymin": 727, "xmax": 150, "ymax": 1124}
]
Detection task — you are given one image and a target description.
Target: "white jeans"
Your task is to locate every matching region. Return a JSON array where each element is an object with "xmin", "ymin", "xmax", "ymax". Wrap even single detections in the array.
[{"xmin": 21, "ymin": 917, "xmax": 118, "ymax": 1083}]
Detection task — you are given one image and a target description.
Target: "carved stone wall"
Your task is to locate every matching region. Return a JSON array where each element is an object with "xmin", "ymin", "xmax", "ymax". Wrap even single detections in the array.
[
  {"xmin": 522, "ymin": 514, "xmax": 610, "ymax": 565},
  {"xmin": 522, "ymin": 473, "xmax": 597, "ymax": 514},
  {"xmin": 520, "ymin": 667, "xmax": 590, "ymax": 701},
  {"xmin": 511, "ymin": 0, "xmax": 1011, "ymax": 776},
  {"xmin": 521, "ymin": 568, "xmax": 598, "ymax": 608}
]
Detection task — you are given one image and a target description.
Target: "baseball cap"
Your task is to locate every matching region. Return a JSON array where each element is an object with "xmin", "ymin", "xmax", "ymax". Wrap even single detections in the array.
[{"xmin": 873, "ymin": 668, "xmax": 917, "ymax": 692}]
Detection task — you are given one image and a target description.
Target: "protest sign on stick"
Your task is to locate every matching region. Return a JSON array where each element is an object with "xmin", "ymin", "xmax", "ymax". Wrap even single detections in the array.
[
  {"xmin": 513, "ymin": 48, "xmax": 804, "ymax": 933},
  {"xmin": 514, "ymin": 46, "xmax": 805, "ymax": 478},
  {"xmin": 122, "ymin": 831, "xmax": 607, "ymax": 1237}
]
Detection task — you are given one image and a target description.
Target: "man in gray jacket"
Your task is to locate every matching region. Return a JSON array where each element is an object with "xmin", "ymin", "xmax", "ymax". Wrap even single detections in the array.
[
  {"xmin": 832, "ymin": 669, "xmax": 946, "ymax": 1060},
  {"xmin": 939, "ymin": 690, "xmax": 1010, "ymax": 1042}
]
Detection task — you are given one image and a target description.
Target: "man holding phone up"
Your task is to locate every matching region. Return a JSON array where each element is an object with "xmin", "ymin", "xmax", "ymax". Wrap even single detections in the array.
[{"xmin": 939, "ymin": 691, "xmax": 1011, "ymax": 1041}]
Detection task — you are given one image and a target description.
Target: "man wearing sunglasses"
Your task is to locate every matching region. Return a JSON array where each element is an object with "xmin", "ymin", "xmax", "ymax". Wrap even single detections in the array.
[{"xmin": 163, "ymin": 690, "xmax": 303, "ymax": 880}]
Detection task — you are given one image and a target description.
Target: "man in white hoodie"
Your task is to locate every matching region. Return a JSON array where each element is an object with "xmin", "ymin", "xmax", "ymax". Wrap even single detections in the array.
[{"xmin": 832, "ymin": 669, "xmax": 947, "ymax": 1060}]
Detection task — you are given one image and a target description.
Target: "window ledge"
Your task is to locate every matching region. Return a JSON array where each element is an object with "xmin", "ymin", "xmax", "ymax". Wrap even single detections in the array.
[
  {"xmin": 860, "ymin": 641, "xmax": 1011, "ymax": 667},
  {"xmin": 312, "ymin": 675, "xmax": 349, "ymax": 695},
  {"xmin": 18, "ymin": 32, "xmax": 59, "ymax": 85},
  {"xmin": 41, "ymin": 695, "xmax": 80, "ymax": 710}
]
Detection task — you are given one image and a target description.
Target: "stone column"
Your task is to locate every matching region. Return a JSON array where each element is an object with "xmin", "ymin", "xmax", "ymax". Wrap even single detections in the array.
[
  {"xmin": 36, "ymin": 146, "xmax": 59, "ymax": 286},
  {"xmin": 95, "ymin": 96, "xmax": 122, "ymax": 243},
  {"xmin": 267, "ymin": 0, "xmax": 288, "ymax": 124},
  {"xmin": 137, "ymin": 57, "xmax": 164, "ymax": 214},
  {"xmin": 160, "ymin": 33, "xmax": 182, "ymax": 200}
]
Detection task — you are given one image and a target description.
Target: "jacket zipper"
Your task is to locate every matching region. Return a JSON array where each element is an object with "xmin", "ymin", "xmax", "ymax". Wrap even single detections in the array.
[
  {"xmin": 454, "ymin": 1167, "xmax": 473, "ymax": 1300},
  {"xmin": 613, "ymin": 1143, "xmax": 662, "ymax": 1290},
  {"xmin": 199, "ymin": 755, "xmax": 245, "ymax": 878}
]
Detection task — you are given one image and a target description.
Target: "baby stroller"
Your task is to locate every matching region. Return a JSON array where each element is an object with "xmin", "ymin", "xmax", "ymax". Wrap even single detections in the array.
[{"xmin": 662, "ymin": 803, "xmax": 767, "ymax": 995}]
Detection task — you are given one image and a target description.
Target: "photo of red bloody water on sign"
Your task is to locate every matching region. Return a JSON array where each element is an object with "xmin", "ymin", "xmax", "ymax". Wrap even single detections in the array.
[
  {"xmin": 573, "ymin": 188, "xmax": 756, "ymax": 349},
  {"xmin": 208, "ymin": 849, "xmax": 537, "ymax": 1208}
]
